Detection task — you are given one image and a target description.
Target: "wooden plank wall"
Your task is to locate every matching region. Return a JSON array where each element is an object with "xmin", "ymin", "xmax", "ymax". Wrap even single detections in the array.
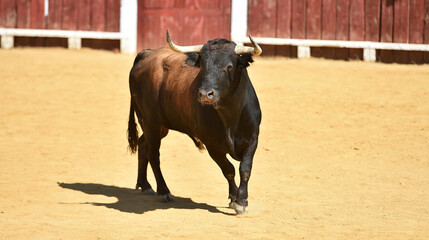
[
  {"xmin": 0, "ymin": 0, "xmax": 120, "ymax": 49},
  {"xmin": 137, "ymin": 0, "xmax": 231, "ymax": 51},
  {"xmin": 248, "ymin": 0, "xmax": 429, "ymax": 63}
]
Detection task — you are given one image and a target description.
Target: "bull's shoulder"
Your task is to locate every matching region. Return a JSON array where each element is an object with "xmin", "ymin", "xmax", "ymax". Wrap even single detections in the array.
[
  {"xmin": 131, "ymin": 49, "xmax": 190, "ymax": 76},
  {"xmin": 133, "ymin": 48, "xmax": 178, "ymax": 67}
]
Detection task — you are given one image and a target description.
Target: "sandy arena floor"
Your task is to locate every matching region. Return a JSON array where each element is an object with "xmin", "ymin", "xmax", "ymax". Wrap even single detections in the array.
[{"xmin": 0, "ymin": 48, "xmax": 428, "ymax": 239}]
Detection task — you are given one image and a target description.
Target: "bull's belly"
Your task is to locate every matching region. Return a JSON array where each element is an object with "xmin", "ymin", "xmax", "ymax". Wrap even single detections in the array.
[
  {"xmin": 160, "ymin": 113, "xmax": 232, "ymax": 155},
  {"xmin": 160, "ymin": 113, "xmax": 196, "ymax": 136}
]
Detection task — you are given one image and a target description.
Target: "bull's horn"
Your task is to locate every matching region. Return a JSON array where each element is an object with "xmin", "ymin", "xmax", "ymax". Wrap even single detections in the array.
[
  {"xmin": 234, "ymin": 36, "xmax": 262, "ymax": 56},
  {"xmin": 166, "ymin": 29, "xmax": 203, "ymax": 53}
]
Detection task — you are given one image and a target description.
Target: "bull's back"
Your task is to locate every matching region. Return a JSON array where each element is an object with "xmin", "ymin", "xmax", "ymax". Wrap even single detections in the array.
[{"xmin": 130, "ymin": 48, "xmax": 200, "ymax": 134}]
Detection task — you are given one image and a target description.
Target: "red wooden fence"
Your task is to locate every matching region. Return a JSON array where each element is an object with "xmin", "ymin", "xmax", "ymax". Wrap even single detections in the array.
[
  {"xmin": 248, "ymin": 0, "xmax": 429, "ymax": 63},
  {"xmin": 0, "ymin": 0, "xmax": 120, "ymax": 49},
  {"xmin": 137, "ymin": 0, "xmax": 231, "ymax": 51}
]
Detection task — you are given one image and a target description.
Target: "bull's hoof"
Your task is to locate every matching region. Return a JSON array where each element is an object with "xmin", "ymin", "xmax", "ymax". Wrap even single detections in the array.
[
  {"xmin": 159, "ymin": 193, "xmax": 174, "ymax": 203},
  {"xmin": 229, "ymin": 202, "xmax": 248, "ymax": 215},
  {"xmin": 141, "ymin": 187, "xmax": 156, "ymax": 195}
]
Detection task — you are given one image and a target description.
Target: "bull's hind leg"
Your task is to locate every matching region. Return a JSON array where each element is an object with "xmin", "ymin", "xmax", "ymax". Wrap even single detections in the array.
[
  {"xmin": 136, "ymin": 134, "xmax": 155, "ymax": 195},
  {"xmin": 145, "ymin": 125, "xmax": 173, "ymax": 202},
  {"xmin": 207, "ymin": 147, "xmax": 238, "ymax": 206}
]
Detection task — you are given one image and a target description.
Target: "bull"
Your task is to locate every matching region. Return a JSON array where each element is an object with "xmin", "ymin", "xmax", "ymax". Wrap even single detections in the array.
[{"xmin": 127, "ymin": 30, "xmax": 262, "ymax": 214}]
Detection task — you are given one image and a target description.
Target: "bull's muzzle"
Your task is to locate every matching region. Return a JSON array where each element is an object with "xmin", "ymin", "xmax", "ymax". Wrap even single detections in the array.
[{"xmin": 198, "ymin": 89, "xmax": 217, "ymax": 105}]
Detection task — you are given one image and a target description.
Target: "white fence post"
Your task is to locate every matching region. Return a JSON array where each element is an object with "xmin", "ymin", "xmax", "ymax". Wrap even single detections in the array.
[
  {"xmin": 1, "ymin": 35, "xmax": 14, "ymax": 49},
  {"xmin": 363, "ymin": 48, "xmax": 376, "ymax": 62},
  {"xmin": 68, "ymin": 37, "xmax": 81, "ymax": 50},
  {"xmin": 120, "ymin": 0, "xmax": 138, "ymax": 54},
  {"xmin": 297, "ymin": 46, "xmax": 311, "ymax": 58},
  {"xmin": 231, "ymin": 0, "xmax": 248, "ymax": 45}
]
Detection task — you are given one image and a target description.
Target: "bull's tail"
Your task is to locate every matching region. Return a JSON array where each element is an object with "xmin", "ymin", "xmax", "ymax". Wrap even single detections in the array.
[{"xmin": 127, "ymin": 99, "xmax": 139, "ymax": 154}]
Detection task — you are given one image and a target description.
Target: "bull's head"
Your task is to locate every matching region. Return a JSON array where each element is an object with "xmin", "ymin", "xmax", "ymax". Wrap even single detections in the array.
[{"xmin": 166, "ymin": 30, "xmax": 262, "ymax": 106}]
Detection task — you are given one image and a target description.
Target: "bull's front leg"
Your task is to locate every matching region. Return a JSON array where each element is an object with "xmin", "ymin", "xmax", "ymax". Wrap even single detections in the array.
[{"xmin": 230, "ymin": 139, "xmax": 258, "ymax": 214}]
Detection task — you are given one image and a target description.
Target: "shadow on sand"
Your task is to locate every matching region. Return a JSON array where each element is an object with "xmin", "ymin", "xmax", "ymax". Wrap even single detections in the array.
[{"xmin": 58, "ymin": 182, "xmax": 233, "ymax": 215}]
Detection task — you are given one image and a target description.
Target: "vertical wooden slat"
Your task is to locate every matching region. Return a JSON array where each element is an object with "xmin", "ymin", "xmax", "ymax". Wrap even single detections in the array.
[
  {"xmin": 335, "ymin": 0, "xmax": 349, "ymax": 40},
  {"xmin": 48, "ymin": 0, "xmax": 62, "ymax": 29},
  {"xmin": 106, "ymin": 0, "xmax": 120, "ymax": 32},
  {"xmin": 78, "ymin": 0, "xmax": 91, "ymax": 30},
  {"xmin": 15, "ymin": 0, "xmax": 30, "ymax": 46},
  {"xmin": 424, "ymin": 0, "xmax": 429, "ymax": 62},
  {"xmin": 321, "ymin": 0, "xmax": 336, "ymax": 40},
  {"xmin": 306, "ymin": 0, "xmax": 322, "ymax": 57},
  {"xmin": 306, "ymin": 0, "xmax": 322, "ymax": 39},
  {"xmin": 409, "ymin": 0, "xmax": 425, "ymax": 63},
  {"xmin": 47, "ymin": 0, "xmax": 67, "ymax": 47},
  {"xmin": 335, "ymin": 0, "xmax": 349, "ymax": 59},
  {"xmin": 409, "ymin": 0, "xmax": 424, "ymax": 43},
  {"xmin": 247, "ymin": 0, "xmax": 260, "ymax": 36},
  {"xmin": 91, "ymin": 0, "xmax": 106, "ymax": 31},
  {"xmin": 16, "ymin": 0, "xmax": 30, "ymax": 28},
  {"xmin": 29, "ymin": 0, "xmax": 45, "ymax": 46},
  {"xmin": 349, "ymin": 0, "xmax": 364, "ymax": 59},
  {"xmin": 221, "ymin": 0, "xmax": 231, "ymax": 40},
  {"xmin": 321, "ymin": 0, "xmax": 336, "ymax": 58},
  {"xmin": 276, "ymin": 0, "xmax": 293, "ymax": 57},
  {"xmin": 137, "ymin": 0, "xmax": 145, "ymax": 51},
  {"xmin": 291, "ymin": 1, "xmax": 306, "ymax": 39},
  {"xmin": 143, "ymin": 0, "xmax": 174, "ymax": 8},
  {"xmin": 379, "ymin": 0, "xmax": 394, "ymax": 62},
  {"xmin": 276, "ymin": 0, "xmax": 292, "ymax": 38},
  {"xmin": 30, "ymin": 0, "xmax": 45, "ymax": 29},
  {"xmin": 103, "ymin": 0, "xmax": 120, "ymax": 50},
  {"xmin": 349, "ymin": 0, "xmax": 364, "ymax": 40},
  {"xmin": 62, "ymin": 0, "xmax": 77, "ymax": 30},
  {"xmin": 365, "ymin": 0, "xmax": 380, "ymax": 42},
  {"xmin": 394, "ymin": 0, "xmax": 409, "ymax": 63},
  {"xmin": 174, "ymin": 0, "xmax": 186, "ymax": 8},
  {"xmin": 425, "ymin": 0, "xmax": 429, "ymax": 44},
  {"xmin": 380, "ymin": 0, "xmax": 394, "ymax": 42},
  {"xmin": 0, "ymin": 0, "xmax": 3, "ymax": 27},
  {"xmin": 3, "ymin": 0, "xmax": 17, "ymax": 28},
  {"xmin": 394, "ymin": 0, "xmax": 409, "ymax": 43},
  {"xmin": 248, "ymin": 0, "xmax": 277, "ymax": 38}
]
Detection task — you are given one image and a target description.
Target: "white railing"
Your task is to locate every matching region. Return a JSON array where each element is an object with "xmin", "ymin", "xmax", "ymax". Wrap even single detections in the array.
[
  {"xmin": 230, "ymin": 0, "xmax": 429, "ymax": 62},
  {"xmin": 235, "ymin": 36, "xmax": 429, "ymax": 62},
  {"xmin": 0, "ymin": 0, "xmax": 137, "ymax": 54}
]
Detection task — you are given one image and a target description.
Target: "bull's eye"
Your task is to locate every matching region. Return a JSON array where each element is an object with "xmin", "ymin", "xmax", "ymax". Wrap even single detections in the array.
[{"xmin": 226, "ymin": 64, "xmax": 233, "ymax": 71}]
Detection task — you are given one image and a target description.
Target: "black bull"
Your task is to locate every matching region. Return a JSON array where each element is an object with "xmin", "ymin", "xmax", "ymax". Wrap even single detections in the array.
[{"xmin": 127, "ymin": 33, "xmax": 262, "ymax": 214}]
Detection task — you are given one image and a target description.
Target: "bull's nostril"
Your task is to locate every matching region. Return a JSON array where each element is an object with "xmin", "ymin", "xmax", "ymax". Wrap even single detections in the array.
[
  {"xmin": 207, "ymin": 91, "xmax": 214, "ymax": 99},
  {"xmin": 198, "ymin": 91, "xmax": 203, "ymax": 99}
]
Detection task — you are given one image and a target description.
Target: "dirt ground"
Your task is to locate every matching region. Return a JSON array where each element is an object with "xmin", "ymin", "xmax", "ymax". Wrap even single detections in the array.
[{"xmin": 0, "ymin": 48, "xmax": 428, "ymax": 239}]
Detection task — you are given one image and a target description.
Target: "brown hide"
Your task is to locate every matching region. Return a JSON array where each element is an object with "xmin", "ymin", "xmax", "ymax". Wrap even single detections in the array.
[{"xmin": 130, "ymin": 48, "xmax": 201, "ymax": 134}]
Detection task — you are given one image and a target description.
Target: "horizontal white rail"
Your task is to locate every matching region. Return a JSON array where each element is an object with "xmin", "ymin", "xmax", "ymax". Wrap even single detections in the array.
[
  {"xmin": 0, "ymin": 27, "xmax": 135, "ymax": 53},
  {"xmin": 239, "ymin": 37, "xmax": 429, "ymax": 51},
  {"xmin": 0, "ymin": 28, "xmax": 123, "ymax": 39},
  {"xmin": 0, "ymin": 0, "xmax": 137, "ymax": 53},
  {"xmin": 237, "ymin": 36, "xmax": 429, "ymax": 62}
]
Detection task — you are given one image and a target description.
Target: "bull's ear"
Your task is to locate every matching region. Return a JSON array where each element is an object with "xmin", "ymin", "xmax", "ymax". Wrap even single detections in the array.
[
  {"xmin": 185, "ymin": 52, "xmax": 201, "ymax": 66},
  {"xmin": 238, "ymin": 53, "xmax": 254, "ymax": 68}
]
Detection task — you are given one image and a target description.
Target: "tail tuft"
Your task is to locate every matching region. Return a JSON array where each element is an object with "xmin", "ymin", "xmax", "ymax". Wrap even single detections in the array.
[{"xmin": 127, "ymin": 100, "xmax": 139, "ymax": 154}]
